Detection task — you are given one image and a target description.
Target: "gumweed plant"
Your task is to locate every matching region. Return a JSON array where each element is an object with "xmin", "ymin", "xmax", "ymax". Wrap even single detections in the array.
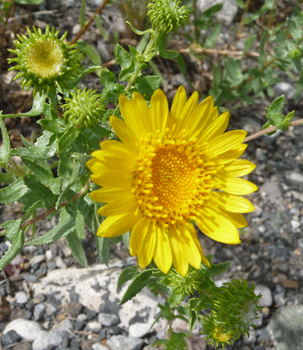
[{"xmin": 0, "ymin": 0, "xmax": 302, "ymax": 348}]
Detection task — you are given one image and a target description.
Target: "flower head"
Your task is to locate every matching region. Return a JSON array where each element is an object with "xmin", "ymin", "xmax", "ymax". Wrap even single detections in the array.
[
  {"xmin": 8, "ymin": 25, "xmax": 82, "ymax": 94},
  {"xmin": 87, "ymin": 87, "xmax": 257, "ymax": 276},
  {"xmin": 62, "ymin": 88, "xmax": 105, "ymax": 128},
  {"xmin": 147, "ymin": 0, "xmax": 189, "ymax": 33}
]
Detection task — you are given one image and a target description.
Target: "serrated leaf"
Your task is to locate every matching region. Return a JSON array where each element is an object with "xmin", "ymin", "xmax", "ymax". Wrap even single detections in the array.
[
  {"xmin": 58, "ymin": 127, "xmax": 81, "ymax": 153},
  {"xmin": 29, "ymin": 208, "xmax": 74, "ymax": 245},
  {"xmin": 66, "ymin": 230, "xmax": 88, "ymax": 267},
  {"xmin": 0, "ymin": 115, "xmax": 10, "ymax": 165},
  {"xmin": 1, "ymin": 219, "xmax": 22, "ymax": 240},
  {"xmin": 243, "ymin": 34, "xmax": 257, "ymax": 55},
  {"xmin": 75, "ymin": 209, "xmax": 85, "ymax": 239},
  {"xmin": 22, "ymin": 158, "xmax": 53, "ymax": 185},
  {"xmin": 0, "ymin": 179, "xmax": 28, "ymax": 204},
  {"xmin": 0, "ymin": 172, "xmax": 14, "ymax": 184},
  {"xmin": 205, "ymin": 22, "xmax": 221, "ymax": 48},
  {"xmin": 0, "ymin": 230, "xmax": 25, "ymax": 271},
  {"xmin": 95, "ymin": 235, "xmax": 110, "ymax": 265},
  {"xmin": 117, "ymin": 266, "xmax": 139, "ymax": 290},
  {"xmin": 136, "ymin": 76, "xmax": 162, "ymax": 100},
  {"xmin": 168, "ymin": 289, "xmax": 184, "ymax": 308},
  {"xmin": 208, "ymin": 260, "xmax": 231, "ymax": 277},
  {"xmin": 120, "ymin": 269, "xmax": 154, "ymax": 304},
  {"xmin": 266, "ymin": 95, "xmax": 285, "ymax": 126},
  {"xmin": 287, "ymin": 17, "xmax": 302, "ymax": 43},
  {"xmin": 77, "ymin": 40, "xmax": 102, "ymax": 66},
  {"xmin": 116, "ymin": 44, "xmax": 132, "ymax": 70},
  {"xmin": 23, "ymin": 176, "xmax": 57, "ymax": 208}
]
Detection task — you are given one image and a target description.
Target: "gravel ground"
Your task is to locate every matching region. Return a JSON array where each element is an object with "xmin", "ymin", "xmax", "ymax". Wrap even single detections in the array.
[{"xmin": 1, "ymin": 1, "xmax": 303, "ymax": 350}]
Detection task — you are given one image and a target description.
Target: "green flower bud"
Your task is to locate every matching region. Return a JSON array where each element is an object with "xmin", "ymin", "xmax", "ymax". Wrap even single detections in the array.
[
  {"xmin": 62, "ymin": 88, "xmax": 105, "ymax": 128},
  {"xmin": 200, "ymin": 279, "xmax": 261, "ymax": 348},
  {"xmin": 289, "ymin": 47, "xmax": 301, "ymax": 60},
  {"xmin": 147, "ymin": 0, "xmax": 189, "ymax": 33},
  {"xmin": 8, "ymin": 25, "xmax": 83, "ymax": 94}
]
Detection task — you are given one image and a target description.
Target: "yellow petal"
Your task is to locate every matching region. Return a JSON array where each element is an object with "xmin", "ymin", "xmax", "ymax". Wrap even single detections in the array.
[
  {"xmin": 198, "ymin": 111, "xmax": 230, "ymax": 143},
  {"xmin": 90, "ymin": 167, "xmax": 132, "ymax": 187},
  {"xmin": 170, "ymin": 85, "xmax": 187, "ymax": 121},
  {"xmin": 172, "ymin": 91, "xmax": 199, "ymax": 135},
  {"xmin": 89, "ymin": 186, "xmax": 133, "ymax": 202},
  {"xmin": 110, "ymin": 116, "xmax": 137, "ymax": 149},
  {"xmin": 214, "ymin": 207, "xmax": 248, "ymax": 228},
  {"xmin": 216, "ymin": 176, "xmax": 258, "ymax": 195},
  {"xmin": 187, "ymin": 96, "xmax": 214, "ymax": 137},
  {"xmin": 153, "ymin": 225, "xmax": 173, "ymax": 274},
  {"xmin": 210, "ymin": 192, "xmax": 255, "ymax": 213},
  {"xmin": 213, "ymin": 145, "xmax": 247, "ymax": 164},
  {"xmin": 208, "ymin": 130, "xmax": 247, "ymax": 156},
  {"xmin": 222, "ymin": 159, "xmax": 256, "ymax": 177},
  {"xmin": 196, "ymin": 206, "xmax": 241, "ymax": 244},
  {"xmin": 150, "ymin": 89, "xmax": 169, "ymax": 133},
  {"xmin": 119, "ymin": 93, "xmax": 151, "ymax": 135},
  {"xmin": 182, "ymin": 224, "xmax": 203, "ymax": 270},
  {"xmin": 97, "ymin": 212, "xmax": 140, "ymax": 238},
  {"xmin": 137, "ymin": 221, "xmax": 156, "ymax": 269},
  {"xmin": 169, "ymin": 228, "xmax": 189, "ymax": 276},
  {"xmin": 97, "ymin": 195, "xmax": 138, "ymax": 216}
]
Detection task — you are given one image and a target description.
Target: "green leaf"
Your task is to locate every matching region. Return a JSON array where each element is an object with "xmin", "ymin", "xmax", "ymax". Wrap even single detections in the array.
[
  {"xmin": 15, "ymin": 0, "xmax": 44, "ymax": 4},
  {"xmin": 75, "ymin": 209, "xmax": 85, "ymax": 239},
  {"xmin": 29, "ymin": 208, "xmax": 74, "ymax": 245},
  {"xmin": 0, "ymin": 179, "xmax": 28, "ymax": 204},
  {"xmin": 168, "ymin": 289, "xmax": 184, "ymax": 308},
  {"xmin": 23, "ymin": 175, "xmax": 57, "ymax": 208},
  {"xmin": 58, "ymin": 127, "xmax": 81, "ymax": 153},
  {"xmin": 136, "ymin": 76, "xmax": 162, "ymax": 100},
  {"xmin": 225, "ymin": 57, "xmax": 244, "ymax": 86},
  {"xmin": 0, "ymin": 230, "xmax": 25, "ymax": 271},
  {"xmin": 1, "ymin": 219, "xmax": 23, "ymax": 240},
  {"xmin": 117, "ymin": 266, "xmax": 139, "ymax": 290},
  {"xmin": 95, "ymin": 235, "xmax": 110, "ymax": 265},
  {"xmin": 287, "ymin": 17, "xmax": 303, "ymax": 43},
  {"xmin": 22, "ymin": 158, "xmax": 53, "ymax": 185},
  {"xmin": 0, "ymin": 114, "xmax": 10, "ymax": 165},
  {"xmin": 208, "ymin": 260, "xmax": 231, "ymax": 277},
  {"xmin": 77, "ymin": 41, "xmax": 102, "ymax": 76},
  {"xmin": 157, "ymin": 33, "xmax": 179, "ymax": 59},
  {"xmin": 66, "ymin": 230, "xmax": 88, "ymax": 267},
  {"xmin": 0, "ymin": 172, "xmax": 14, "ymax": 184},
  {"xmin": 265, "ymin": 95, "xmax": 285, "ymax": 126},
  {"xmin": 120, "ymin": 269, "xmax": 154, "ymax": 304},
  {"xmin": 243, "ymin": 34, "xmax": 257, "ymax": 55},
  {"xmin": 205, "ymin": 23, "xmax": 221, "ymax": 48},
  {"xmin": 11, "ymin": 131, "xmax": 57, "ymax": 159},
  {"xmin": 0, "ymin": 91, "xmax": 46, "ymax": 119}
]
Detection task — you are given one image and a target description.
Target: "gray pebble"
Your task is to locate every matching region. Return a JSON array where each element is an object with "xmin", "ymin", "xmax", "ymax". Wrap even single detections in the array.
[
  {"xmin": 92, "ymin": 343, "xmax": 108, "ymax": 350},
  {"xmin": 55, "ymin": 256, "xmax": 67, "ymax": 269},
  {"xmin": 34, "ymin": 303, "xmax": 47, "ymax": 321},
  {"xmin": 32, "ymin": 330, "xmax": 63, "ymax": 350},
  {"xmin": 106, "ymin": 334, "xmax": 143, "ymax": 350},
  {"xmin": 98, "ymin": 313, "xmax": 119, "ymax": 327},
  {"xmin": 15, "ymin": 292, "xmax": 28, "ymax": 307},
  {"xmin": 273, "ymin": 82, "xmax": 296, "ymax": 99},
  {"xmin": 129, "ymin": 323, "xmax": 151, "ymax": 338},
  {"xmin": 22, "ymin": 273, "xmax": 39, "ymax": 283},
  {"xmin": 255, "ymin": 285, "xmax": 273, "ymax": 307},
  {"xmin": 85, "ymin": 321, "xmax": 102, "ymax": 333},
  {"xmin": 1, "ymin": 330, "xmax": 22, "ymax": 346}
]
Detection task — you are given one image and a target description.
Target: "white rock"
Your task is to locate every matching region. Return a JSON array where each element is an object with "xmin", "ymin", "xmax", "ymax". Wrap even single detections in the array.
[
  {"xmin": 32, "ymin": 262, "xmax": 168, "ymax": 333},
  {"xmin": 106, "ymin": 334, "xmax": 143, "ymax": 350},
  {"xmin": 197, "ymin": 0, "xmax": 238, "ymax": 25},
  {"xmin": 45, "ymin": 249, "xmax": 53, "ymax": 260},
  {"xmin": 55, "ymin": 256, "xmax": 67, "ymax": 269},
  {"xmin": 92, "ymin": 344, "xmax": 108, "ymax": 350},
  {"xmin": 98, "ymin": 313, "xmax": 119, "ymax": 327},
  {"xmin": 29, "ymin": 254, "xmax": 45, "ymax": 266},
  {"xmin": 255, "ymin": 284, "xmax": 273, "ymax": 307},
  {"xmin": 129, "ymin": 323, "xmax": 151, "ymax": 338},
  {"xmin": 86, "ymin": 321, "xmax": 102, "ymax": 333},
  {"xmin": 32, "ymin": 330, "xmax": 63, "ymax": 350},
  {"xmin": 3, "ymin": 319, "xmax": 42, "ymax": 341},
  {"xmin": 15, "ymin": 291, "xmax": 28, "ymax": 305}
]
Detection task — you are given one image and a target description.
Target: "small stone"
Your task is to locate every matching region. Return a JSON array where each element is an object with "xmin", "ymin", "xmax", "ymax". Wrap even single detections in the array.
[
  {"xmin": 273, "ymin": 82, "xmax": 296, "ymax": 100},
  {"xmin": 29, "ymin": 254, "xmax": 46, "ymax": 266},
  {"xmin": 46, "ymin": 304, "xmax": 57, "ymax": 317},
  {"xmin": 86, "ymin": 321, "xmax": 102, "ymax": 333},
  {"xmin": 106, "ymin": 334, "xmax": 143, "ymax": 350},
  {"xmin": 45, "ymin": 249, "xmax": 53, "ymax": 260},
  {"xmin": 92, "ymin": 343, "xmax": 108, "ymax": 350},
  {"xmin": 129, "ymin": 323, "xmax": 151, "ymax": 338},
  {"xmin": 47, "ymin": 261, "xmax": 57, "ymax": 270},
  {"xmin": 68, "ymin": 302, "xmax": 83, "ymax": 318},
  {"xmin": 22, "ymin": 273, "xmax": 39, "ymax": 283},
  {"xmin": 98, "ymin": 313, "xmax": 119, "ymax": 327},
  {"xmin": 4, "ymin": 319, "xmax": 42, "ymax": 341},
  {"xmin": 32, "ymin": 330, "xmax": 63, "ymax": 350},
  {"xmin": 1, "ymin": 330, "xmax": 22, "ymax": 346},
  {"xmin": 15, "ymin": 292, "xmax": 28, "ymax": 307},
  {"xmin": 34, "ymin": 303, "xmax": 47, "ymax": 321},
  {"xmin": 55, "ymin": 256, "xmax": 67, "ymax": 269},
  {"xmin": 77, "ymin": 313, "xmax": 88, "ymax": 322},
  {"xmin": 255, "ymin": 285, "xmax": 273, "ymax": 307}
]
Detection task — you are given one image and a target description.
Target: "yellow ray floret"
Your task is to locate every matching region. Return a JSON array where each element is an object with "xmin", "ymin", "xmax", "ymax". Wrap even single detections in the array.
[{"xmin": 87, "ymin": 86, "xmax": 258, "ymax": 276}]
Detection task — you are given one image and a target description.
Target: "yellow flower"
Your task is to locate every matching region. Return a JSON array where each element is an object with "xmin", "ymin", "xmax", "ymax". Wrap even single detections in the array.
[{"xmin": 87, "ymin": 87, "xmax": 257, "ymax": 276}]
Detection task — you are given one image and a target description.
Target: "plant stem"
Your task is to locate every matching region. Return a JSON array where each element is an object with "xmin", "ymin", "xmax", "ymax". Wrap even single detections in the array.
[
  {"xmin": 20, "ymin": 181, "xmax": 90, "ymax": 230},
  {"xmin": 244, "ymin": 118, "xmax": 303, "ymax": 143}
]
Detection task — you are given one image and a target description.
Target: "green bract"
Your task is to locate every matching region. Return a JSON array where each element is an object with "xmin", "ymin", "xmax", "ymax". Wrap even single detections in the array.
[
  {"xmin": 62, "ymin": 88, "xmax": 105, "ymax": 128},
  {"xmin": 147, "ymin": 0, "xmax": 189, "ymax": 33},
  {"xmin": 8, "ymin": 25, "xmax": 83, "ymax": 94}
]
